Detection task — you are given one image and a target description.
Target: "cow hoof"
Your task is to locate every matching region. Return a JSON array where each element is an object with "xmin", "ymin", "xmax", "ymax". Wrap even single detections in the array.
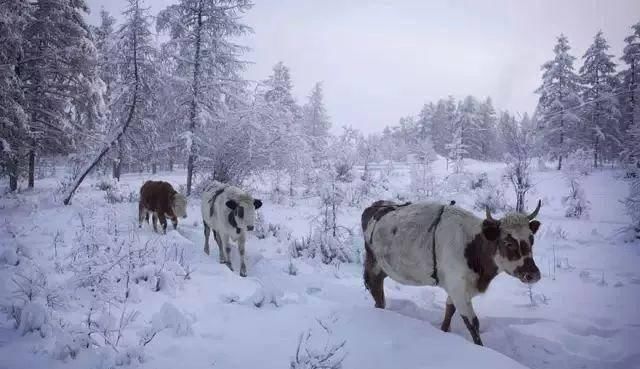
[
  {"xmin": 204, "ymin": 247, "xmax": 210, "ymax": 255},
  {"xmin": 240, "ymin": 267, "xmax": 247, "ymax": 277},
  {"xmin": 225, "ymin": 262, "xmax": 233, "ymax": 271}
]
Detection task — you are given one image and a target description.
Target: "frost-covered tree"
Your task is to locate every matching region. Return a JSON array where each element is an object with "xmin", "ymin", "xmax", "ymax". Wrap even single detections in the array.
[
  {"xmin": 476, "ymin": 97, "xmax": 499, "ymax": 160},
  {"xmin": 303, "ymin": 82, "xmax": 331, "ymax": 164},
  {"xmin": 416, "ymin": 102, "xmax": 434, "ymax": 141},
  {"xmin": 579, "ymin": 31, "xmax": 621, "ymax": 167},
  {"xmin": 22, "ymin": 0, "xmax": 104, "ymax": 188},
  {"xmin": 113, "ymin": 0, "xmax": 161, "ymax": 175},
  {"xmin": 620, "ymin": 21, "xmax": 640, "ymax": 167},
  {"xmin": 431, "ymin": 96, "xmax": 456, "ymax": 156},
  {"xmin": 157, "ymin": 0, "xmax": 252, "ymax": 195},
  {"xmin": 536, "ymin": 34, "xmax": 582, "ymax": 170},
  {"xmin": 448, "ymin": 96, "xmax": 480, "ymax": 163},
  {"xmin": 0, "ymin": 0, "xmax": 31, "ymax": 191},
  {"xmin": 445, "ymin": 126, "xmax": 467, "ymax": 173},
  {"xmin": 503, "ymin": 115, "xmax": 536, "ymax": 212}
]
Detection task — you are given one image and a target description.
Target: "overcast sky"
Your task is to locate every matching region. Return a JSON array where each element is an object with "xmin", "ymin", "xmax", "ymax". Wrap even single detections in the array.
[{"xmin": 86, "ymin": 0, "xmax": 640, "ymax": 134}]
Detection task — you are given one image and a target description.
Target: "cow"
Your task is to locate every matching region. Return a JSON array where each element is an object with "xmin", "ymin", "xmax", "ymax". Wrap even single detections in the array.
[
  {"xmin": 201, "ymin": 181, "xmax": 263, "ymax": 277},
  {"xmin": 362, "ymin": 199, "xmax": 542, "ymax": 346},
  {"xmin": 138, "ymin": 180, "xmax": 187, "ymax": 233}
]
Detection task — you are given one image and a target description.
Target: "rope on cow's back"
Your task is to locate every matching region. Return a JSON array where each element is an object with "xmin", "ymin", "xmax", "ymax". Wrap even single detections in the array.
[{"xmin": 427, "ymin": 204, "xmax": 450, "ymax": 285}]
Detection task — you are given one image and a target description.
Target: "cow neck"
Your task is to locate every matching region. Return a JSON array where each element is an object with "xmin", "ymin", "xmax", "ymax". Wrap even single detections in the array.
[{"xmin": 464, "ymin": 233, "xmax": 499, "ymax": 293}]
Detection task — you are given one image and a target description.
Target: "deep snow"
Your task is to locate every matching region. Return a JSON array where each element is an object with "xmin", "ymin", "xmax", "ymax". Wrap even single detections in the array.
[{"xmin": 1, "ymin": 158, "xmax": 639, "ymax": 369}]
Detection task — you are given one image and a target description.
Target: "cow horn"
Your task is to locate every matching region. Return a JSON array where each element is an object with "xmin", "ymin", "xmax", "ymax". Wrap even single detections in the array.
[
  {"xmin": 527, "ymin": 200, "xmax": 542, "ymax": 220},
  {"xmin": 485, "ymin": 207, "xmax": 494, "ymax": 221}
]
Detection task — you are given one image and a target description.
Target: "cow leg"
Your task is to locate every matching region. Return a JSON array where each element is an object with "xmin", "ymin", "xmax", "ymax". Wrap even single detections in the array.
[
  {"xmin": 151, "ymin": 213, "xmax": 158, "ymax": 232},
  {"xmin": 222, "ymin": 234, "xmax": 233, "ymax": 271},
  {"xmin": 138, "ymin": 203, "xmax": 146, "ymax": 228},
  {"xmin": 364, "ymin": 244, "xmax": 387, "ymax": 309},
  {"xmin": 238, "ymin": 235, "xmax": 247, "ymax": 277},
  {"xmin": 145, "ymin": 211, "xmax": 150, "ymax": 224},
  {"xmin": 203, "ymin": 221, "xmax": 211, "ymax": 255},
  {"xmin": 213, "ymin": 230, "xmax": 225, "ymax": 263},
  {"xmin": 171, "ymin": 216, "xmax": 178, "ymax": 230},
  {"xmin": 450, "ymin": 295, "xmax": 483, "ymax": 346},
  {"xmin": 158, "ymin": 213, "xmax": 168, "ymax": 234},
  {"xmin": 441, "ymin": 295, "xmax": 456, "ymax": 332}
]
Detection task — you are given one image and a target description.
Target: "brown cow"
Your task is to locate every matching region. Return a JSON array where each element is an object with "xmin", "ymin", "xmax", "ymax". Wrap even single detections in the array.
[{"xmin": 139, "ymin": 181, "xmax": 187, "ymax": 233}]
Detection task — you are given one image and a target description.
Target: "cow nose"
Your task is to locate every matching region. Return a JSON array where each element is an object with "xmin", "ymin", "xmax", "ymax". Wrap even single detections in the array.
[
  {"xmin": 523, "ymin": 272, "xmax": 541, "ymax": 284},
  {"xmin": 247, "ymin": 225, "xmax": 254, "ymax": 231}
]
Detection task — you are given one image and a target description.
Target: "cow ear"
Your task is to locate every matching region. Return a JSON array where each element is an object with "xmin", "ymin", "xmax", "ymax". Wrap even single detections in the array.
[
  {"xmin": 225, "ymin": 200, "xmax": 238, "ymax": 210},
  {"xmin": 529, "ymin": 220, "xmax": 541, "ymax": 234},
  {"xmin": 482, "ymin": 219, "xmax": 500, "ymax": 241},
  {"xmin": 253, "ymin": 199, "xmax": 263, "ymax": 209}
]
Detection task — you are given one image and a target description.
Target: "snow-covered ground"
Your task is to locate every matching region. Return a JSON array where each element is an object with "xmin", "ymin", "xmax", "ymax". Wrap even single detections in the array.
[{"xmin": 1, "ymin": 158, "xmax": 639, "ymax": 369}]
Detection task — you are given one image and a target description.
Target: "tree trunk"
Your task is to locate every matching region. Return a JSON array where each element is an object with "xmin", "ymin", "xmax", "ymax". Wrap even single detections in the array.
[
  {"xmin": 594, "ymin": 136, "xmax": 599, "ymax": 169},
  {"xmin": 8, "ymin": 156, "xmax": 18, "ymax": 192},
  {"xmin": 185, "ymin": 2, "xmax": 204, "ymax": 196},
  {"xmin": 168, "ymin": 157, "xmax": 173, "ymax": 172},
  {"xmin": 186, "ymin": 154, "xmax": 195, "ymax": 195},
  {"xmin": 152, "ymin": 163, "xmax": 157, "ymax": 174},
  {"xmin": 28, "ymin": 148, "xmax": 35, "ymax": 188}
]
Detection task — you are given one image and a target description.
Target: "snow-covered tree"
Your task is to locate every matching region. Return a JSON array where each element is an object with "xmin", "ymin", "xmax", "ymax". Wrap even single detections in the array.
[
  {"xmin": 503, "ymin": 115, "xmax": 536, "ymax": 212},
  {"xmin": 157, "ymin": 0, "xmax": 252, "ymax": 194},
  {"xmin": 113, "ymin": 0, "xmax": 162, "ymax": 175},
  {"xmin": 0, "ymin": 0, "xmax": 31, "ymax": 191},
  {"xmin": 579, "ymin": 31, "xmax": 621, "ymax": 167},
  {"xmin": 416, "ymin": 102, "xmax": 434, "ymax": 141},
  {"xmin": 476, "ymin": 97, "xmax": 499, "ymax": 160},
  {"xmin": 22, "ymin": 0, "xmax": 104, "ymax": 188},
  {"xmin": 431, "ymin": 96, "xmax": 456, "ymax": 156},
  {"xmin": 445, "ymin": 126, "xmax": 467, "ymax": 173},
  {"xmin": 303, "ymin": 82, "xmax": 331, "ymax": 164},
  {"xmin": 536, "ymin": 34, "xmax": 582, "ymax": 170},
  {"xmin": 620, "ymin": 21, "xmax": 640, "ymax": 167}
]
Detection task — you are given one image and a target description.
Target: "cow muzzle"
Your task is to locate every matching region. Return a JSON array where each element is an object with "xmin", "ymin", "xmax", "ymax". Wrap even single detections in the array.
[{"xmin": 515, "ymin": 257, "xmax": 541, "ymax": 284}]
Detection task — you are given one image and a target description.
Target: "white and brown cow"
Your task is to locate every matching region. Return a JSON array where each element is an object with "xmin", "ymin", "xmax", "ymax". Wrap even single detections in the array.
[
  {"xmin": 362, "ymin": 200, "xmax": 542, "ymax": 345},
  {"xmin": 201, "ymin": 181, "xmax": 262, "ymax": 277}
]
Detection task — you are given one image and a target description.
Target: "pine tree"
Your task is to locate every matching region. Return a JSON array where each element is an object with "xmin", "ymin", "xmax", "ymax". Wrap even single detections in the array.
[
  {"xmin": 445, "ymin": 126, "xmax": 467, "ymax": 173},
  {"xmin": 454, "ymin": 96, "xmax": 482, "ymax": 160},
  {"xmin": 536, "ymin": 34, "xmax": 582, "ymax": 170},
  {"xmin": 22, "ymin": 0, "xmax": 103, "ymax": 188},
  {"xmin": 476, "ymin": 97, "xmax": 499, "ymax": 160},
  {"xmin": 0, "ymin": 0, "xmax": 31, "ymax": 191},
  {"xmin": 579, "ymin": 31, "xmax": 621, "ymax": 167},
  {"xmin": 431, "ymin": 97, "xmax": 456, "ymax": 156},
  {"xmin": 157, "ymin": 0, "xmax": 252, "ymax": 194},
  {"xmin": 303, "ymin": 82, "xmax": 331, "ymax": 164},
  {"xmin": 416, "ymin": 103, "xmax": 434, "ymax": 141},
  {"xmin": 620, "ymin": 21, "xmax": 640, "ymax": 167}
]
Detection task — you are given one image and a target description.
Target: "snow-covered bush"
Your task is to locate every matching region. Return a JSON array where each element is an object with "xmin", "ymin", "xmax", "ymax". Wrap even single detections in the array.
[
  {"xmin": 504, "ymin": 153, "xmax": 533, "ymax": 213},
  {"xmin": 471, "ymin": 172, "xmax": 489, "ymax": 189},
  {"xmin": 409, "ymin": 161, "xmax": 436, "ymax": 200},
  {"xmin": 290, "ymin": 318, "xmax": 346, "ymax": 369},
  {"xmin": 18, "ymin": 302, "xmax": 49, "ymax": 337},
  {"xmin": 474, "ymin": 181, "xmax": 509, "ymax": 213},
  {"xmin": 562, "ymin": 177, "xmax": 590, "ymax": 218},
  {"xmin": 563, "ymin": 149, "xmax": 593, "ymax": 176}
]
